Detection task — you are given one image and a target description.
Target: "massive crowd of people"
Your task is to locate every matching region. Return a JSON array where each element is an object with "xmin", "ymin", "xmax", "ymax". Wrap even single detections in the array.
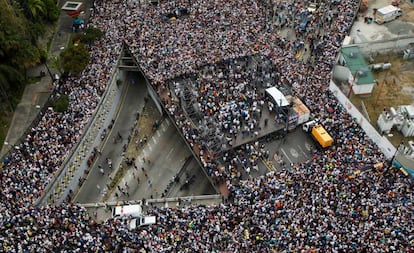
[
  {"xmin": 0, "ymin": 3, "xmax": 123, "ymax": 204},
  {"xmin": 0, "ymin": 0, "xmax": 413, "ymax": 251}
]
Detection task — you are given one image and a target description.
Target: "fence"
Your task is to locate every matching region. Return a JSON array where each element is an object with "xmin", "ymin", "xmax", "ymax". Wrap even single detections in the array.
[
  {"xmin": 81, "ymin": 194, "xmax": 222, "ymax": 208},
  {"xmin": 355, "ymin": 35, "xmax": 414, "ymax": 57}
]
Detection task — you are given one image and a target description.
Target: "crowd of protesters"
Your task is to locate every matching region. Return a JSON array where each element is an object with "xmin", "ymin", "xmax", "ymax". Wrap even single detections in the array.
[
  {"xmin": 0, "ymin": 0, "xmax": 413, "ymax": 252},
  {"xmin": 0, "ymin": 4, "xmax": 124, "ymax": 208}
]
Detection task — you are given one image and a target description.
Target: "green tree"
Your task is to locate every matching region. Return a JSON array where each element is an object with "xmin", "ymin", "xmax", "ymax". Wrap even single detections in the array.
[
  {"xmin": 0, "ymin": 0, "xmax": 57, "ymax": 148},
  {"xmin": 80, "ymin": 27, "xmax": 104, "ymax": 45},
  {"xmin": 27, "ymin": 0, "xmax": 46, "ymax": 20},
  {"xmin": 51, "ymin": 94, "xmax": 69, "ymax": 112},
  {"xmin": 16, "ymin": 0, "xmax": 59, "ymax": 23},
  {"xmin": 0, "ymin": 64, "xmax": 24, "ymax": 112},
  {"xmin": 43, "ymin": 0, "xmax": 59, "ymax": 22},
  {"xmin": 27, "ymin": 21, "xmax": 46, "ymax": 44},
  {"xmin": 0, "ymin": 0, "xmax": 43, "ymax": 66},
  {"xmin": 49, "ymin": 55, "xmax": 63, "ymax": 74},
  {"xmin": 61, "ymin": 43, "xmax": 90, "ymax": 74}
]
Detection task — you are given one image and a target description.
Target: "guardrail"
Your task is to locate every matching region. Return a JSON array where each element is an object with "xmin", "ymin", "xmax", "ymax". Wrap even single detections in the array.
[{"xmin": 80, "ymin": 194, "xmax": 222, "ymax": 208}]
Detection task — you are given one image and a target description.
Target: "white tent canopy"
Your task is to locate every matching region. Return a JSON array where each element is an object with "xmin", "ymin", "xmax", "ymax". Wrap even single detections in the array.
[{"xmin": 265, "ymin": 87, "xmax": 289, "ymax": 107}]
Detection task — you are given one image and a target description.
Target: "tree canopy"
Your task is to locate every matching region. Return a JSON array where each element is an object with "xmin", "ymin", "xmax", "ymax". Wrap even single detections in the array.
[
  {"xmin": 0, "ymin": 0, "xmax": 59, "ymax": 112},
  {"xmin": 80, "ymin": 27, "xmax": 104, "ymax": 45},
  {"xmin": 17, "ymin": 0, "xmax": 59, "ymax": 22},
  {"xmin": 61, "ymin": 43, "xmax": 90, "ymax": 74},
  {"xmin": 0, "ymin": 0, "xmax": 60, "ymax": 147}
]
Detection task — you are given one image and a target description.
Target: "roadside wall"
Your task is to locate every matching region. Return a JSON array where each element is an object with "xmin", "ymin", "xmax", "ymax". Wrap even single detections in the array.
[
  {"xmin": 355, "ymin": 35, "xmax": 414, "ymax": 56},
  {"xmin": 329, "ymin": 80, "xmax": 396, "ymax": 159},
  {"xmin": 37, "ymin": 62, "xmax": 125, "ymax": 206}
]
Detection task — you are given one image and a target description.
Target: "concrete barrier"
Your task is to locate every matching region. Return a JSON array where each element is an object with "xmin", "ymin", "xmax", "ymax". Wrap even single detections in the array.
[
  {"xmin": 81, "ymin": 194, "xmax": 222, "ymax": 208},
  {"xmin": 36, "ymin": 48, "xmax": 125, "ymax": 206},
  {"xmin": 355, "ymin": 36, "xmax": 414, "ymax": 57}
]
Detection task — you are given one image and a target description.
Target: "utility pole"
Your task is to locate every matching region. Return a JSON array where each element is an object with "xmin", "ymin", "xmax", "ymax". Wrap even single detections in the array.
[{"xmin": 385, "ymin": 141, "xmax": 404, "ymax": 174}]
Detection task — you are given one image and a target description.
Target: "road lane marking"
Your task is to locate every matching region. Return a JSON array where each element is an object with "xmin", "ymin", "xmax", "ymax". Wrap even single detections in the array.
[
  {"xmin": 166, "ymin": 148, "xmax": 175, "ymax": 159},
  {"xmin": 281, "ymin": 148, "xmax": 293, "ymax": 164},
  {"xmin": 297, "ymin": 145, "xmax": 308, "ymax": 157},
  {"xmin": 161, "ymin": 122, "xmax": 168, "ymax": 131},
  {"xmin": 289, "ymin": 148, "xmax": 299, "ymax": 158},
  {"xmin": 262, "ymin": 158, "xmax": 274, "ymax": 172}
]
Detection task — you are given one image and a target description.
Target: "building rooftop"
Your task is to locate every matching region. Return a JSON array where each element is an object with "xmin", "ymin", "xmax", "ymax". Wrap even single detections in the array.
[
  {"xmin": 61, "ymin": 1, "xmax": 82, "ymax": 11},
  {"xmin": 341, "ymin": 46, "xmax": 376, "ymax": 85}
]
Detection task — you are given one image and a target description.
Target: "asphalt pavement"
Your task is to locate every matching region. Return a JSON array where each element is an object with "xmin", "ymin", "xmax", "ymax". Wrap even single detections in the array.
[
  {"xmin": 74, "ymin": 71, "xmax": 217, "ymax": 205},
  {"xmin": 267, "ymin": 127, "xmax": 314, "ymax": 168},
  {"xmin": 74, "ymin": 72, "xmax": 148, "ymax": 203}
]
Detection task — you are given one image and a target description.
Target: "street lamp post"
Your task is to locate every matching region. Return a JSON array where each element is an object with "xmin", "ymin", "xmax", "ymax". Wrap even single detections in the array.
[{"xmin": 386, "ymin": 141, "xmax": 404, "ymax": 174}]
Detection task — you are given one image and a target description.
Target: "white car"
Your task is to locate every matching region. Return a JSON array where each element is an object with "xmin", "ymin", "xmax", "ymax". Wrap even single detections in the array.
[{"xmin": 129, "ymin": 216, "xmax": 156, "ymax": 230}]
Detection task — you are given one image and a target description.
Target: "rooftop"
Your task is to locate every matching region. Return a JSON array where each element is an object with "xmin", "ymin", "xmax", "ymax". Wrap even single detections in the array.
[
  {"xmin": 341, "ymin": 45, "xmax": 376, "ymax": 85},
  {"xmin": 61, "ymin": 1, "xmax": 83, "ymax": 11}
]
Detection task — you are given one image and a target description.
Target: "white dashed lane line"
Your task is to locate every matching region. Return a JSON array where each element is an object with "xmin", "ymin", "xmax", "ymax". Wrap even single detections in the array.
[{"xmin": 280, "ymin": 148, "xmax": 293, "ymax": 164}]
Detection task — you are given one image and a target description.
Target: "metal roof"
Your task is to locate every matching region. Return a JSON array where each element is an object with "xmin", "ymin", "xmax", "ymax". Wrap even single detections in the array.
[{"xmin": 340, "ymin": 46, "xmax": 376, "ymax": 85}]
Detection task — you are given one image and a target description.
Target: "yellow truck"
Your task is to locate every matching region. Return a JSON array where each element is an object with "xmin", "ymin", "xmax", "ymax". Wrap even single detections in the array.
[{"xmin": 303, "ymin": 120, "xmax": 333, "ymax": 148}]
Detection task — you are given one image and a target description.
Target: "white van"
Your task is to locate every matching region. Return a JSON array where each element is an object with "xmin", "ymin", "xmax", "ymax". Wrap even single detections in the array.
[
  {"xmin": 375, "ymin": 5, "xmax": 402, "ymax": 24},
  {"xmin": 112, "ymin": 204, "xmax": 142, "ymax": 218},
  {"xmin": 129, "ymin": 216, "xmax": 156, "ymax": 230}
]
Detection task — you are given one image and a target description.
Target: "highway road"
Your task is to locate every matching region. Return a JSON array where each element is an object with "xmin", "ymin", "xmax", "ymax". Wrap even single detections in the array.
[
  {"xmin": 106, "ymin": 118, "xmax": 217, "ymax": 203},
  {"xmin": 74, "ymin": 72, "xmax": 217, "ymax": 204},
  {"xmin": 74, "ymin": 72, "xmax": 148, "ymax": 203}
]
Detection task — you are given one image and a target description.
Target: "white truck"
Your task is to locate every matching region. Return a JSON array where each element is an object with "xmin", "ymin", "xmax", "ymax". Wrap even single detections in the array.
[
  {"xmin": 112, "ymin": 204, "xmax": 142, "ymax": 218},
  {"xmin": 375, "ymin": 5, "xmax": 402, "ymax": 24}
]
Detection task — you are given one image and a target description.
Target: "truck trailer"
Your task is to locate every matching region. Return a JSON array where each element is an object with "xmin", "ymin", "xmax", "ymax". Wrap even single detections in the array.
[
  {"xmin": 112, "ymin": 204, "xmax": 142, "ymax": 218},
  {"xmin": 303, "ymin": 120, "xmax": 333, "ymax": 148},
  {"xmin": 375, "ymin": 5, "xmax": 402, "ymax": 24}
]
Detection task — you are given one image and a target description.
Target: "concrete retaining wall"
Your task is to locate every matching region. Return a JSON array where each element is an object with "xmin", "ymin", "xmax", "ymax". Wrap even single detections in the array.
[
  {"xmin": 36, "ymin": 61, "xmax": 125, "ymax": 206},
  {"xmin": 355, "ymin": 36, "xmax": 414, "ymax": 57}
]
